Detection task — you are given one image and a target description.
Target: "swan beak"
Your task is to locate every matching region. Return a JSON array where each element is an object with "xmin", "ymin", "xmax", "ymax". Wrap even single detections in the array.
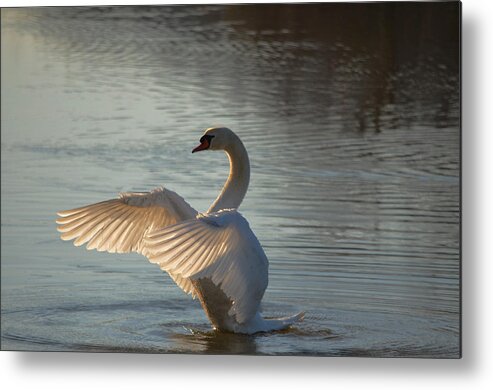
[{"xmin": 192, "ymin": 140, "xmax": 209, "ymax": 153}]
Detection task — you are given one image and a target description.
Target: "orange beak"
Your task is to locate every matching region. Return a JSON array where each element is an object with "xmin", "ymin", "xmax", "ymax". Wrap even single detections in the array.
[{"xmin": 192, "ymin": 139, "xmax": 210, "ymax": 153}]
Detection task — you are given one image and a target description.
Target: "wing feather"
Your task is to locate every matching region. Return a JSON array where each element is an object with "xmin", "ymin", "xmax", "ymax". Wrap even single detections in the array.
[
  {"xmin": 83, "ymin": 207, "xmax": 133, "ymax": 250},
  {"xmin": 59, "ymin": 202, "xmax": 123, "ymax": 242},
  {"xmin": 88, "ymin": 205, "xmax": 133, "ymax": 252},
  {"xmin": 177, "ymin": 230, "xmax": 215, "ymax": 276},
  {"xmin": 56, "ymin": 199, "xmax": 116, "ymax": 217},
  {"xmin": 57, "ymin": 187, "xmax": 197, "ymax": 256},
  {"xmin": 109, "ymin": 207, "xmax": 142, "ymax": 251},
  {"xmin": 57, "ymin": 202, "xmax": 123, "ymax": 233},
  {"xmin": 81, "ymin": 205, "xmax": 129, "ymax": 245},
  {"xmin": 120, "ymin": 209, "xmax": 143, "ymax": 252},
  {"xmin": 152, "ymin": 224, "xmax": 206, "ymax": 258},
  {"xmin": 144, "ymin": 209, "xmax": 269, "ymax": 324},
  {"xmin": 88, "ymin": 206, "xmax": 125, "ymax": 252},
  {"xmin": 164, "ymin": 229, "xmax": 210, "ymax": 271}
]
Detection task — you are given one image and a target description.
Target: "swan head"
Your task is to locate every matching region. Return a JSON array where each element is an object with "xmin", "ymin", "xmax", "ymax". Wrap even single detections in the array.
[{"xmin": 192, "ymin": 127, "xmax": 236, "ymax": 153}]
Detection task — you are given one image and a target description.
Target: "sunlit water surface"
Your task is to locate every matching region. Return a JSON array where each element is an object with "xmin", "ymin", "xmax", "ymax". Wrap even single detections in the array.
[{"xmin": 1, "ymin": 4, "xmax": 460, "ymax": 357}]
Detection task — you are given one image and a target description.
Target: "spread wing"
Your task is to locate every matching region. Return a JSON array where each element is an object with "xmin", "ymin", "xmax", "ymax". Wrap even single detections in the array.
[
  {"xmin": 56, "ymin": 187, "xmax": 197, "ymax": 255},
  {"xmin": 144, "ymin": 209, "xmax": 269, "ymax": 324}
]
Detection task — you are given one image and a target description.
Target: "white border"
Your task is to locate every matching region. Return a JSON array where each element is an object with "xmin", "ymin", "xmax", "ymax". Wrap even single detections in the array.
[{"xmin": 3, "ymin": 0, "xmax": 493, "ymax": 389}]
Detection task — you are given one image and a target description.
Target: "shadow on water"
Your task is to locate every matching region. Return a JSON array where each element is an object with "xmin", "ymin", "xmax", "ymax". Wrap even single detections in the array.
[
  {"xmin": 169, "ymin": 323, "xmax": 338, "ymax": 356},
  {"xmin": 171, "ymin": 328, "xmax": 259, "ymax": 355}
]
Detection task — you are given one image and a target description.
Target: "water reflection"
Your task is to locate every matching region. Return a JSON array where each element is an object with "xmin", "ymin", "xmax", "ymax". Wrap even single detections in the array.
[
  {"xmin": 226, "ymin": 3, "xmax": 459, "ymax": 134},
  {"xmin": 172, "ymin": 329, "xmax": 258, "ymax": 355},
  {"xmin": 4, "ymin": 3, "xmax": 459, "ymax": 136}
]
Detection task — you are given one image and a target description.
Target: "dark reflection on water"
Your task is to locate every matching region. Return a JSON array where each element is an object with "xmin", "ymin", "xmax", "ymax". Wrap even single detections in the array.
[
  {"xmin": 171, "ymin": 329, "xmax": 259, "ymax": 355},
  {"xmin": 1, "ymin": 3, "xmax": 459, "ymax": 357}
]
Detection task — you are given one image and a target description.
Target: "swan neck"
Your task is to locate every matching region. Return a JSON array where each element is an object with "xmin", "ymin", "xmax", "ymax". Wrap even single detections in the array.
[{"xmin": 208, "ymin": 139, "xmax": 250, "ymax": 213}]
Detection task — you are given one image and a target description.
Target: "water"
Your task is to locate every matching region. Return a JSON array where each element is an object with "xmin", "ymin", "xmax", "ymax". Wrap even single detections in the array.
[{"xmin": 1, "ymin": 4, "xmax": 460, "ymax": 357}]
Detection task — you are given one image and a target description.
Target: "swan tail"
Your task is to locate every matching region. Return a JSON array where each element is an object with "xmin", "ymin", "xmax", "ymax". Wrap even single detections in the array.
[
  {"xmin": 238, "ymin": 311, "xmax": 304, "ymax": 334},
  {"xmin": 262, "ymin": 311, "xmax": 305, "ymax": 332}
]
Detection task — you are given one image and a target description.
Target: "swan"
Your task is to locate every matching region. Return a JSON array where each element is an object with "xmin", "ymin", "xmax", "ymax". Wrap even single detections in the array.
[{"xmin": 56, "ymin": 127, "xmax": 304, "ymax": 334}]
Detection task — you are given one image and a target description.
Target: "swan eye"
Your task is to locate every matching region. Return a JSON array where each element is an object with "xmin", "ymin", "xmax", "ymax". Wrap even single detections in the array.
[
  {"xmin": 200, "ymin": 135, "xmax": 215, "ymax": 145},
  {"xmin": 193, "ymin": 134, "xmax": 215, "ymax": 153}
]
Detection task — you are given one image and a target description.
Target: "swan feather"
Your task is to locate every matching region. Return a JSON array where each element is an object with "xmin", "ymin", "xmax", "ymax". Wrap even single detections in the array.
[
  {"xmin": 144, "ymin": 209, "xmax": 268, "ymax": 325},
  {"xmin": 57, "ymin": 187, "xmax": 196, "ymax": 253}
]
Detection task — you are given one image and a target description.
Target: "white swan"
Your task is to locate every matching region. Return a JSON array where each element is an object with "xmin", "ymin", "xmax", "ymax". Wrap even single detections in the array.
[{"xmin": 56, "ymin": 127, "xmax": 304, "ymax": 334}]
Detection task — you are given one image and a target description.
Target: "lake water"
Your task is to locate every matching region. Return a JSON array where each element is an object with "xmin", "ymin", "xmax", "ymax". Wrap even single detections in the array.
[{"xmin": 1, "ymin": 4, "xmax": 460, "ymax": 357}]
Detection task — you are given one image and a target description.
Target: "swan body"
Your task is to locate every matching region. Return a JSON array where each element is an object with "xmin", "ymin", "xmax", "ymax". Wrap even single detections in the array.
[{"xmin": 56, "ymin": 127, "xmax": 304, "ymax": 334}]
